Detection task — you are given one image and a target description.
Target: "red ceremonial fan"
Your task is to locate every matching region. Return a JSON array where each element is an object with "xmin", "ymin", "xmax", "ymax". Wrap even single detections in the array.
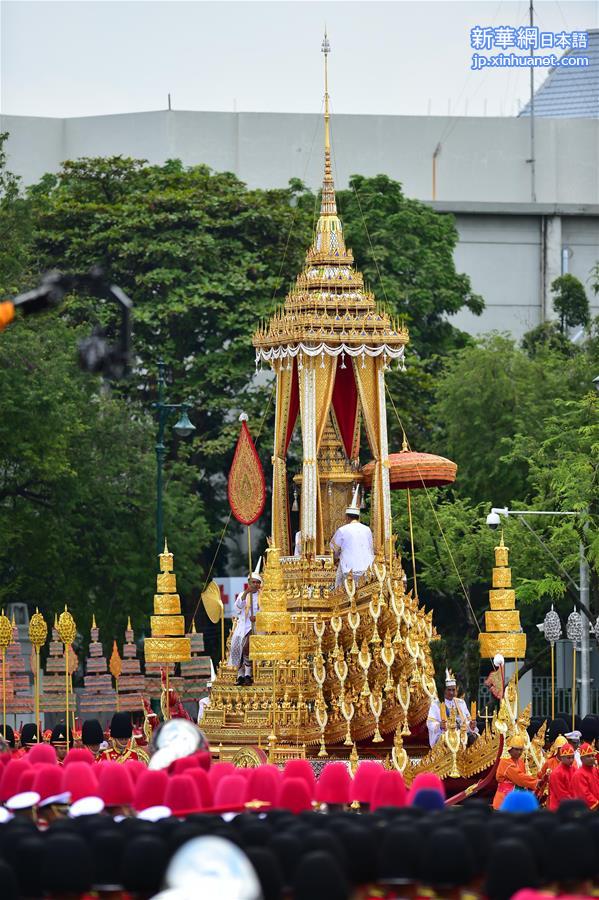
[{"xmin": 228, "ymin": 414, "xmax": 266, "ymax": 526}]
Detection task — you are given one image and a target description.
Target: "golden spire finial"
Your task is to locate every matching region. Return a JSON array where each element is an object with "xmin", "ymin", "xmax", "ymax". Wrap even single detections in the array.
[
  {"xmin": 320, "ymin": 30, "xmax": 337, "ymax": 217},
  {"xmin": 127, "ymin": 615, "xmax": 132, "ymax": 631},
  {"xmin": 401, "ymin": 432, "xmax": 409, "ymax": 453},
  {"xmin": 92, "ymin": 613, "xmax": 97, "ymax": 630}
]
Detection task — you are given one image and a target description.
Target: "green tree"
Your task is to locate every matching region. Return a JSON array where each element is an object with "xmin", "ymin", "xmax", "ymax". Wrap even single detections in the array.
[
  {"xmin": 0, "ymin": 314, "xmax": 208, "ymax": 636},
  {"xmin": 551, "ymin": 273, "xmax": 589, "ymax": 333},
  {"xmin": 0, "ymin": 132, "xmax": 34, "ymax": 294}
]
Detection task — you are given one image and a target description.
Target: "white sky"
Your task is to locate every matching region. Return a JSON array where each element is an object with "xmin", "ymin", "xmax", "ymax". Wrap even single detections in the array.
[{"xmin": 1, "ymin": 0, "xmax": 597, "ymax": 119}]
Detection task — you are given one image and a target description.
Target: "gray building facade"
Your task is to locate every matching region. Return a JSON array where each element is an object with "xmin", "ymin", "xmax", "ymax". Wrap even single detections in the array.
[{"xmin": 2, "ymin": 109, "xmax": 598, "ymax": 339}]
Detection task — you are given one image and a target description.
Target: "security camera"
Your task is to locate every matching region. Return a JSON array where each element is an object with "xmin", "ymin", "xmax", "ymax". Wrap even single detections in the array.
[{"xmin": 486, "ymin": 511, "xmax": 501, "ymax": 529}]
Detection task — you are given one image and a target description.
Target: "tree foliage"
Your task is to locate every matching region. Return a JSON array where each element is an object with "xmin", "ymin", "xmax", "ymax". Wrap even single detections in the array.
[{"xmin": 551, "ymin": 273, "xmax": 590, "ymax": 333}]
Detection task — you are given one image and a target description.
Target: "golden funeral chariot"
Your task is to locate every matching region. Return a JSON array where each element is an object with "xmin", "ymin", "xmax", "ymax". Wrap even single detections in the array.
[{"xmin": 192, "ymin": 39, "xmax": 540, "ymax": 796}]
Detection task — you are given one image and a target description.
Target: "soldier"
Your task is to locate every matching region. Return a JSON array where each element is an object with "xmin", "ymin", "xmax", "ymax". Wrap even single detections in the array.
[
  {"xmin": 99, "ymin": 712, "xmax": 149, "ymax": 764},
  {"xmin": 548, "ymin": 741, "xmax": 575, "ymax": 810},
  {"xmin": 571, "ymin": 742, "xmax": 599, "ymax": 809}
]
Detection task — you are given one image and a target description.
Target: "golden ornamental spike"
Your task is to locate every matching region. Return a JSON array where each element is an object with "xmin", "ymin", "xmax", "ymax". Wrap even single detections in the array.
[
  {"xmin": 110, "ymin": 640, "xmax": 122, "ymax": 711},
  {"xmin": 127, "ymin": 615, "xmax": 132, "ymax": 631},
  {"xmin": 57, "ymin": 607, "xmax": 76, "ymax": 752},
  {"xmin": 0, "ymin": 612, "xmax": 12, "ymax": 741},
  {"xmin": 92, "ymin": 613, "xmax": 97, "ymax": 630},
  {"xmin": 29, "ymin": 609, "xmax": 47, "ymax": 736}
]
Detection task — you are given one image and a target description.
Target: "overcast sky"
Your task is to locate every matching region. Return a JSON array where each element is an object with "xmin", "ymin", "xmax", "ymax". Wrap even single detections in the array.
[{"xmin": 1, "ymin": 0, "xmax": 597, "ymax": 119}]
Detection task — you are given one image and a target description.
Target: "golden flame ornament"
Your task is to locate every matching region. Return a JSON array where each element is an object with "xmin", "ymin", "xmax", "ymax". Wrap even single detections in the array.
[
  {"xmin": 110, "ymin": 640, "xmax": 123, "ymax": 711},
  {"xmin": 29, "ymin": 609, "xmax": 47, "ymax": 736}
]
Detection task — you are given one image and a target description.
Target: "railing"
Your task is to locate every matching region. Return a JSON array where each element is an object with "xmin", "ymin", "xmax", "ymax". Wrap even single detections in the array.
[{"xmin": 479, "ymin": 676, "xmax": 599, "ymax": 718}]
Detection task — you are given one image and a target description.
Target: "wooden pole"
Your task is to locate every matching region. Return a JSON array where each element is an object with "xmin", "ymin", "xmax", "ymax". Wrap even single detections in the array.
[
  {"xmin": 65, "ymin": 648, "xmax": 70, "ymax": 752},
  {"xmin": 551, "ymin": 642, "xmax": 555, "ymax": 720},
  {"xmin": 247, "ymin": 525, "xmax": 252, "ymax": 575},
  {"xmin": 165, "ymin": 667, "xmax": 170, "ymax": 720},
  {"xmin": 572, "ymin": 644, "xmax": 577, "ymax": 730},
  {"xmin": 406, "ymin": 488, "xmax": 418, "ymax": 598},
  {"xmin": 34, "ymin": 648, "xmax": 40, "ymax": 738},
  {"xmin": 220, "ymin": 614, "xmax": 225, "ymax": 665},
  {"xmin": 115, "ymin": 677, "xmax": 120, "ymax": 712},
  {"xmin": 1, "ymin": 649, "xmax": 5, "ymax": 739}
]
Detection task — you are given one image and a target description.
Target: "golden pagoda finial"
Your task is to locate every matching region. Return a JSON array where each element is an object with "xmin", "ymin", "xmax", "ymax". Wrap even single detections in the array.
[
  {"xmin": 127, "ymin": 615, "xmax": 132, "ymax": 631},
  {"xmin": 92, "ymin": 613, "xmax": 97, "ymax": 630},
  {"xmin": 320, "ymin": 30, "xmax": 337, "ymax": 217},
  {"xmin": 191, "ymin": 619, "xmax": 197, "ymax": 634},
  {"xmin": 401, "ymin": 432, "xmax": 409, "ymax": 453}
]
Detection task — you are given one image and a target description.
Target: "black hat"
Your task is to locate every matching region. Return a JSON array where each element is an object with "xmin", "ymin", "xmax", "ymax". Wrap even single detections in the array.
[
  {"xmin": 0, "ymin": 860, "xmax": 18, "ymax": 900},
  {"xmin": 82, "ymin": 719, "xmax": 105, "ymax": 746},
  {"xmin": 335, "ymin": 823, "xmax": 377, "ymax": 887},
  {"xmin": 547, "ymin": 717, "xmax": 568, "ymax": 743},
  {"xmin": 378, "ymin": 824, "xmax": 423, "ymax": 885},
  {"xmin": 547, "ymin": 822, "xmax": 595, "ymax": 886},
  {"xmin": 110, "ymin": 711, "xmax": 132, "ymax": 740},
  {"xmin": 269, "ymin": 833, "xmax": 301, "ymax": 887},
  {"xmin": 13, "ymin": 834, "xmax": 45, "ymax": 897},
  {"xmin": 485, "ymin": 838, "xmax": 539, "ymax": 900},
  {"xmin": 91, "ymin": 828, "xmax": 125, "ymax": 891},
  {"xmin": 2, "ymin": 725, "xmax": 14, "ymax": 748},
  {"xmin": 41, "ymin": 833, "xmax": 93, "ymax": 895},
  {"xmin": 422, "ymin": 827, "xmax": 475, "ymax": 890},
  {"xmin": 293, "ymin": 850, "xmax": 350, "ymax": 900},
  {"xmin": 20, "ymin": 723, "xmax": 40, "ymax": 746},
  {"xmin": 245, "ymin": 847, "xmax": 284, "ymax": 900},
  {"xmin": 580, "ymin": 715, "xmax": 599, "ymax": 743},
  {"xmin": 50, "ymin": 722, "xmax": 71, "ymax": 745},
  {"xmin": 121, "ymin": 835, "xmax": 168, "ymax": 895}
]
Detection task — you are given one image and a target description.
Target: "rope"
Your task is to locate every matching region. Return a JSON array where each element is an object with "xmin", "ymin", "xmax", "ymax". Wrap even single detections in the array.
[
  {"xmin": 190, "ymin": 384, "xmax": 275, "ymax": 625},
  {"xmin": 385, "ymin": 384, "xmax": 481, "ymax": 633}
]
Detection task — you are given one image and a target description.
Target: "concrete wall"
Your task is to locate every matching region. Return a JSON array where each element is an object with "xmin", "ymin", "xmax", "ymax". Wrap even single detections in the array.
[{"xmin": 1, "ymin": 110, "xmax": 598, "ymax": 339}]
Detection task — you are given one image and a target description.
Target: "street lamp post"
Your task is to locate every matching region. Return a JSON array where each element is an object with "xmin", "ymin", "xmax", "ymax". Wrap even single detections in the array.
[
  {"xmin": 154, "ymin": 360, "xmax": 196, "ymax": 555},
  {"xmin": 488, "ymin": 506, "xmax": 593, "ymax": 717}
]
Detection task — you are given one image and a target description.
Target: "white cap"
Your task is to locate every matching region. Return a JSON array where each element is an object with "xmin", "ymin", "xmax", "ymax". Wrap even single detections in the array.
[
  {"xmin": 249, "ymin": 556, "xmax": 263, "ymax": 584},
  {"xmin": 69, "ymin": 796, "xmax": 105, "ymax": 818},
  {"xmin": 38, "ymin": 791, "xmax": 71, "ymax": 809},
  {"xmin": 6, "ymin": 791, "xmax": 40, "ymax": 811},
  {"xmin": 138, "ymin": 805, "xmax": 173, "ymax": 822},
  {"xmin": 565, "ymin": 730, "xmax": 582, "ymax": 741},
  {"xmin": 345, "ymin": 485, "xmax": 361, "ymax": 517},
  {"xmin": 445, "ymin": 668, "xmax": 456, "ymax": 687},
  {"xmin": 0, "ymin": 808, "xmax": 13, "ymax": 823}
]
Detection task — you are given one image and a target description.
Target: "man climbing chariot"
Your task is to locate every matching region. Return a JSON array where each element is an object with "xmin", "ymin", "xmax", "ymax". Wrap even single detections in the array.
[{"xmin": 229, "ymin": 558, "xmax": 262, "ymax": 686}]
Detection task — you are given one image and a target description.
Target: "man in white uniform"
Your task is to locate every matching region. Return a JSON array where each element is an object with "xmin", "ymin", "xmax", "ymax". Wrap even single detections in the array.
[
  {"xmin": 427, "ymin": 669, "xmax": 479, "ymax": 748},
  {"xmin": 565, "ymin": 729, "xmax": 582, "ymax": 767},
  {"xmin": 228, "ymin": 559, "xmax": 262, "ymax": 686},
  {"xmin": 330, "ymin": 487, "xmax": 375, "ymax": 588}
]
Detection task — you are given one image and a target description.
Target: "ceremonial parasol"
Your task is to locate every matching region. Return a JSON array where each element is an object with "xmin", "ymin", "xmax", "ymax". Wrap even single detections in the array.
[
  {"xmin": 361, "ymin": 445, "xmax": 457, "ymax": 491},
  {"xmin": 361, "ymin": 437, "xmax": 457, "ymax": 599}
]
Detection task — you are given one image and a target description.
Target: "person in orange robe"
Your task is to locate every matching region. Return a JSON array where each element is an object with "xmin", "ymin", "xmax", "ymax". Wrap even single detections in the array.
[
  {"xmin": 492, "ymin": 733, "xmax": 537, "ymax": 810},
  {"xmin": 548, "ymin": 741, "xmax": 575, "ymax": 810},
  {"xmin": 571, "ymin": 742, "xmax": 599, "ymax": 809},
  {"xmin": 536, "ymin": 734, "xmax": 567, "ymax": 805}
]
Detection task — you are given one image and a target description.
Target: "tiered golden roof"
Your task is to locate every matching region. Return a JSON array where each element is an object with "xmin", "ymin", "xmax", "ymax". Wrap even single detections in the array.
[
  {"xmin": 144, "ymin": 540, "xmax": 191, "ymax": 664},
  {"xmin": 479, "ymin": 535, "xmax": 527, "ymax": 660},
  {"xmin": 251, "ymin": 547, "xmax": 299, "ymax": 662},
  {"xmin": 252, "ymin": 40, "xmax": 408, "ymax": 359}
]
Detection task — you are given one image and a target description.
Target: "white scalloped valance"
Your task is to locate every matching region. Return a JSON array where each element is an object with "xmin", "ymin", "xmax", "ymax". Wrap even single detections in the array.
[{"xmin": 256, "ymin": 342, "xmax": 406, "ymax": 371}]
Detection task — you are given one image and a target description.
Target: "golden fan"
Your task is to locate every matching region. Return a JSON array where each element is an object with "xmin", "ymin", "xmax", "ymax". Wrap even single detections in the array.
[
  {"xmin": 202, "ymin": 581, "xmax": 224, "ymax": 624},
  {"xmin": 201, "ymin": 581, "xmax": 225, "ymax": 663}
]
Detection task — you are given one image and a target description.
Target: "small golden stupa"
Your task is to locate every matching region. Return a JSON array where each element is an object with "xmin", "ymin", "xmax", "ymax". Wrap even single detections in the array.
[
  {"xmin": 479, "ymin": 534, "xmax": 526, "ymax": 660},
  {"xmin": 144, "ymin": 540, "xmax": 191, "ymax": 664}
]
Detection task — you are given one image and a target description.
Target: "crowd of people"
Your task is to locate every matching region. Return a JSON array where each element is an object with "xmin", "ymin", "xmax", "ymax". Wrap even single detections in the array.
[{"xmin": 0, "ymin": 711, "xmax": 597, "ymax": 897}]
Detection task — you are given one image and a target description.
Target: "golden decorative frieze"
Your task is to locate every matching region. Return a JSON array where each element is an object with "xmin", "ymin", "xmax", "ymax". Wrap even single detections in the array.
[
  {"xmin": 492, "ymin": 567, "xmax": 511, "ymax": 588},
  {"xmin": 479, "ymin": 632, "xmax": 527, "ymax": 659},
  {"xmin": 484, "ymin": 610, "xmax": 521, "ymax": 632},
  {"xmin": 150, "ymin": 615, "xmax": 185, "ymax": 637},
  {"xmin": 156, "ymin": 572, "xmax": 176, "ymax": 593},
  {"xmin": 250, "ymin": 634, "xmax": 299, "ymax": 661},
  {"xmin": 144, "ymin": 636, "xmax": 191, "ymax": 663},
  {"xmin": 153, "ymin": 593, "xmax": 181, "ymax": 614},
  {"xmin": 489, "ymin": 588, "xmax": 516, "ymax": 610}
]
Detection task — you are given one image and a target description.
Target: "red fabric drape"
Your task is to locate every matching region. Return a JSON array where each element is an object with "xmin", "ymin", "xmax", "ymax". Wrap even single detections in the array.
[
  {"xmin": 332, "ymin": 362, "xmax": 358, "ymax": 458},
  {"xmin": 284, "ymin": 361, "xmax": 300, "ymax": 453}
]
